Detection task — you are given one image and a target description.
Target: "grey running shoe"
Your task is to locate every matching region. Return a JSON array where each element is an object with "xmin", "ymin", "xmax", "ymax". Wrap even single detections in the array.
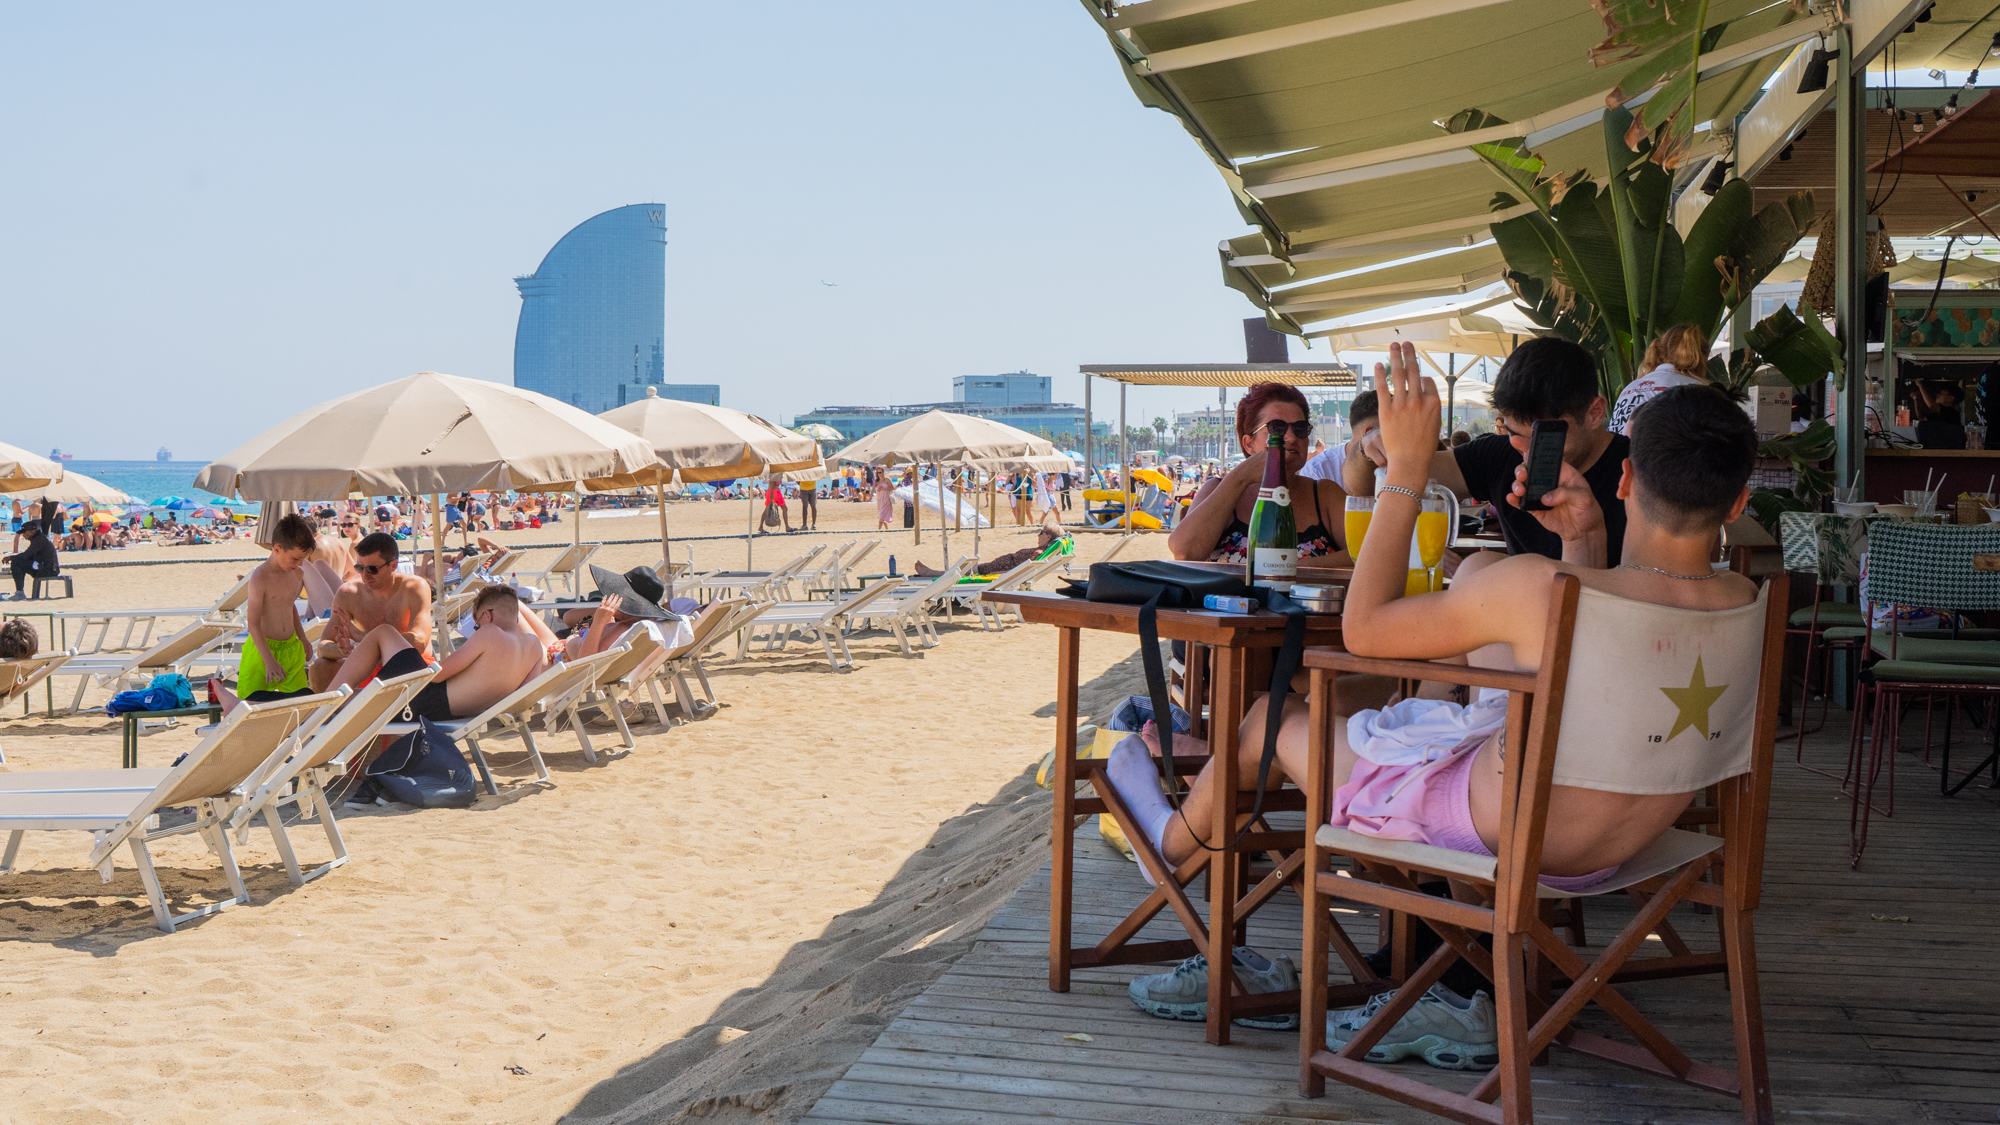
[
  {"xmin": 1127, "ymin": 946, "xmax": 1301, "ymax": 1030},
  {"xmin": 1327, "ymin": 984, "xmax": 1499, "ymax": 1070}
]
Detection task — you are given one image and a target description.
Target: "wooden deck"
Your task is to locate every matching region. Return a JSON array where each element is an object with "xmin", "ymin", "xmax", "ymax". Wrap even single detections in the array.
[{"xmin": 801, "ymin": 728, "xmax": 2000, "ymax": 1124}]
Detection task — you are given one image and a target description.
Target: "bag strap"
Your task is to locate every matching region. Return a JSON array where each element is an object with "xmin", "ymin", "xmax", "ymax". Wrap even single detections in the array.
[{"xmin": 1137, "ymin": 587, "xmax": 1307, "ymax": 853}]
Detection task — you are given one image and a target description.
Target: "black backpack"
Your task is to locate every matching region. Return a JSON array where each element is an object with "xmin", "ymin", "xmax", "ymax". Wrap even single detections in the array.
[{"xmin": 367, "ymin": 717, "xmax": 480, "ymax": 808}]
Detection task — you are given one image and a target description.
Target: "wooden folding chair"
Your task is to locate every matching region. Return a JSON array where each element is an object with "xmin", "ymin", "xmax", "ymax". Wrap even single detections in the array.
[{"xmin": 1298, "ymin": 573, "xmax": 1786, "ymax": 1125}]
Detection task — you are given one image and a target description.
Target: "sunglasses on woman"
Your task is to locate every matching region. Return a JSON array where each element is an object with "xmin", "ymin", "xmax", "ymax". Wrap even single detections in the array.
[{"xmin": 1263, "ymin": 420, "xmax": 1314, "ymax": 440}]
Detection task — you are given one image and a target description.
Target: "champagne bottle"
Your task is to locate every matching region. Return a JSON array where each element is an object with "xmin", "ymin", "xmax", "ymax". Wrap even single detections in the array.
[{"xmin": 1246, "ymin": 430, "xmax": 1298, "ymax": 591}]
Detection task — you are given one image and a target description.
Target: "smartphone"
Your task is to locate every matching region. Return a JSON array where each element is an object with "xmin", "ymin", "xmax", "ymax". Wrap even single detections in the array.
[{"xmin": 1519, "ymin": 420, "xmax": 1569, "ymax": 512}]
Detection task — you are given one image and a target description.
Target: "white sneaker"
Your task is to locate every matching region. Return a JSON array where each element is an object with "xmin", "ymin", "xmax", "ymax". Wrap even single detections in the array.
[
  {"xmin": 1127, "ymin": 946, "xmax": 1300, "ymax": 1029},
  {"xmin": 1327, "ymin": 984, "xmax": 1500, "ymax": 1070}
]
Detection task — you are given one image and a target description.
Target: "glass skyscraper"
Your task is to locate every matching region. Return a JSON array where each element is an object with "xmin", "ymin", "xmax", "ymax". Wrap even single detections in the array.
[{"xmin": 513, "ymin": 204, "xmax": 667, "ymax": 413}]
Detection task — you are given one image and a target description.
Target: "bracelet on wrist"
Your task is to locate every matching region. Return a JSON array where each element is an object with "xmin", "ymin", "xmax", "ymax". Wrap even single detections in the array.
[{"xmin": 1377, "ymin": 484, "xmax": 1423, "ymax": 502}]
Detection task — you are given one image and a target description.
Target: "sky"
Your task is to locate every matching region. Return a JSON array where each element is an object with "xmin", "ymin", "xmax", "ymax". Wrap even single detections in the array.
[{"xmin": 0, "ymin": 2, "xmax": 1308, "ymax": 461}]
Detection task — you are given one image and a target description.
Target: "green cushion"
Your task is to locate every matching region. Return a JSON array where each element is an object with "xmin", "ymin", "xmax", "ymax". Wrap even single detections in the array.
[
  {"xmin": 1821, "ymin": 626, "xmax": 1870, "ymax": 643},
  {"xmin": 1866, "ymin": 660, "xmax": 2000, "ymax": 686},
  {"xmin": 1790, "ymin": 603, "xmax": 1866, "ymax": 628},
  {"xmin": 1868, "ymin": 637, "xmax": 2000, "ymax": 665}
]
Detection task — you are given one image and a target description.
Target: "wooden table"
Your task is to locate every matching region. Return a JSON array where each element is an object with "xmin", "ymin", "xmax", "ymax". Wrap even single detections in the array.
[
  {"xmin": 983, "ymin": 589, "xmax": 1345, "ymax": 1045},
  {"xmin": 120, "ymin": 703, "xmax": 220, "ymax": 768}
]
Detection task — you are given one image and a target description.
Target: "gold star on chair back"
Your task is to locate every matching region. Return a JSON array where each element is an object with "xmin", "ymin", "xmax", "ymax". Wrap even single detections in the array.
[{"xmin": 1550, "ymin": 583, "xmax": 1771, "ymax": 794}]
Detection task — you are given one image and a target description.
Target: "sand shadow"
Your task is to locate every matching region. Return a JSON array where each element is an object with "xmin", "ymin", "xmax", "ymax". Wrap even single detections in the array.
[{"xmin": 550, "ymin": 766, "xmax": 1055, "ymax": 1125}]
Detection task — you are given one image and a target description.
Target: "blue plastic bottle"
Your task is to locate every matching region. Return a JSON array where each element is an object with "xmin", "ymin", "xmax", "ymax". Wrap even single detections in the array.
[{"xmin": 888, "ymin": 555, "xmax": 898, "ymax": 576}]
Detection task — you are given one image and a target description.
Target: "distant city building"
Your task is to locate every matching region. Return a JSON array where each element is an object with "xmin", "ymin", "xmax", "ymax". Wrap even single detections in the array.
[
  {"xmin": 953, "ymin": 371, "xmax": 1051, "ymax": 409},
  {"xmin": 650, "ymin": 383, "xmax": 721, "ymax": 407},
  {"xmin": 513, "ymin": 204, "xmax": 668, "ymax": 414},
  {"xmin": 801, "ymin": 370, "xmax": 1097, "ymax": 444},
  {"xmin": 798, "ymin": 400, "xmax": 1103, "ymax": 445}
]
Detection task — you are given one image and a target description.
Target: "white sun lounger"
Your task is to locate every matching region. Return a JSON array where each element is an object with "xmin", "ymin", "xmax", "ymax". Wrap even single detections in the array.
[
  {"xmin": 956, "ymin": 555, "xmax": 1068, "ymax": 630},
  {"xmin": 0, "ymin": 651, "xmax": 73, "ymax": 762},
  {"xmin": 547, "ymin": 634, "xmax": 672, "ymax": 757},
  {"xmin": 698, "ymin": 546, "xmax": 827, "ymax": 603},
  {"xmin": 523, "ymin": 542, "xmax": 601, "ymax": 598},
  {"xmin": 50, "ymin": 573, "xmax": 253, "ymax": 656},
  {"xmin": 378, "ymin": 646, "xmax": 629, "ymax": 794},
  {"xmin": 653, "ymin": 597, "xmax": 756, "ymax": 720},
  {"xmin": 53, "ymin": 619, "xmax": 244, "ymax": 713},
  {"xmin": 221, "ymin": 667, "xmax": 438, "ymax": 886},
  {"xmin": 0, "ymin": 692, "xmax": 345, "ymax": 932},
  {"xmin": 852, "ymin": 565, "xmax": 963, "ymax": 655},
  {"xmin": 745, "ymin": 577, "xmax": 902, "ymax": 671}
]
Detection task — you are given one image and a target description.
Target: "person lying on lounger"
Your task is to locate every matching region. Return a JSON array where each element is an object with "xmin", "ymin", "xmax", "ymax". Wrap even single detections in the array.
[
  {"xmin": 912, "ymin": 518, "xmax": 1067, "ymax": 578},
  {"xmin": 323, "ymin": 584, "xmax": 548, "ymax": 722},
  {"xmin": 410, "ymin": 536, "xmax": 508, "ymax": 587},
  {"xmin": 558, "ymin": 565, "xmax": 674, "ymax": 661},
  {"xmin": 1105, "ymin": 343, "xmax": 1760, "ymax": 1057}
]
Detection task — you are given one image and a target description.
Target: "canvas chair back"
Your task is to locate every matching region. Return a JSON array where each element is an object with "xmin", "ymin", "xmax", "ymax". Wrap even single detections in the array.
[
  {"xmin": 1863, "ymin": 522, "xmax": 2000, "ymax": 613},
  {"xmin": 487, "ymin": 646, "xmax": 625, "ymax": 725},
  {"xmin": 86, "ymin": 692, "xmax": 342, "ymax": 868},
  {"xmin": 210, "ymin": 574, "xmax": 254, "ymax": 618},
  {"xmin": 122, "ymin": 620, "xmax": 240, "ymax": 677},
  {"xmin": 591, "ymin": 627, "xmax": 666, "ymax": 686},
  {"xmin": 294, "ymin": 668, "xmax": 437, "ymax": 772},
  {"xmin": 1547, "ymin": 583, "xmax": 1772, "ymax": 795},
  {"xmin": 546, "ymin": 542, "xmax": 596, "ymax": 574},
  {"xmin": 0, "ymin": 652, "xmax": 70, "ymax": 705},
  {"xmin": 835, "ymin": 576, "xmax": 903, "ymax": 619}
]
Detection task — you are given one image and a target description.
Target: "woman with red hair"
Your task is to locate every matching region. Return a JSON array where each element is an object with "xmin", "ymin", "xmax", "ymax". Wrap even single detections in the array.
[{"xmin": 1168, "ymin": 382, "xmax": 1351, "ymax": 563}]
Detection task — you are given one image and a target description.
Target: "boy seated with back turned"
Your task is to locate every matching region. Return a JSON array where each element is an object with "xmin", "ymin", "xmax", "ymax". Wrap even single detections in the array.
[{"xmin": 1107, "ymin": 342, "xmax": 1760, "ymax": 1063}]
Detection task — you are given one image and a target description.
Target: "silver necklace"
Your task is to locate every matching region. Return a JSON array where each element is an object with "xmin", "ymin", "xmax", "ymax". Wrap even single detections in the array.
[{"xmin": 1618, "ymin": 562, "xmax": 1721, "ymax": 581}]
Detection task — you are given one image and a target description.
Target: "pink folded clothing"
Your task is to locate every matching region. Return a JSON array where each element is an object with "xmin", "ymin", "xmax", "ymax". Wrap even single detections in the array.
[{"xmin": 1331, "ymin": 737, "xmax": 1616, "ymax": 894}]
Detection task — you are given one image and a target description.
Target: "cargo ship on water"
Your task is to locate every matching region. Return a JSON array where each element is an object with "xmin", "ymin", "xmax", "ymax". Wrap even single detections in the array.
[
  {"xmin": 48, "ymin": 448, "xmax": 74, "ymax": 461},
  {"xmin": 156, "ymin": 446, "xmax": 172, "ymax": 462}
]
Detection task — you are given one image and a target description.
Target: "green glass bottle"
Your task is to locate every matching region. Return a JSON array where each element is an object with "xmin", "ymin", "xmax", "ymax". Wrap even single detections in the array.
[{"xmin": 1246, "ymin": 429, "xmax": 1298, "ymax": 591}]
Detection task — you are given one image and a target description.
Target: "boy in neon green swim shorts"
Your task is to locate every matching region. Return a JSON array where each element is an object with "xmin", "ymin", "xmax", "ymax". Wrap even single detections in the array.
[{"xmin": 211, "ymin": 513, "xmax": 318, "ymax": 712}]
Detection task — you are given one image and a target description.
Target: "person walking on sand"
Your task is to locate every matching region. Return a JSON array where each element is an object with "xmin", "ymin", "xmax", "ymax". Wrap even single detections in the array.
[
  {"xmin": 874, "ymin": 470, "xmax": 894, "ymax": 530},
  {"xmin": 208, "ymin": 513, "xmax": 317, "ymax": 712}
]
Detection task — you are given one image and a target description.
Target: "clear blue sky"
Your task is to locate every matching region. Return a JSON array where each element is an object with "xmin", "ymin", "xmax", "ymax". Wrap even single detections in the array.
[{"xmin": 0, "ymin": 3, "xmax": 1296, "ymax": 461}]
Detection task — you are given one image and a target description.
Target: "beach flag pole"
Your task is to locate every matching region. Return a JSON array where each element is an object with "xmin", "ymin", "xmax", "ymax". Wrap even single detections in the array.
[{"xmin": 656, "ymin": 478, "xmax": 672, "ymax": 598}]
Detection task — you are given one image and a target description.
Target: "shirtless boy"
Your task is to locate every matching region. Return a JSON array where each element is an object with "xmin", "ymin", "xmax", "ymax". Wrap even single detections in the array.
[
  {"xmin": 328, "ymin": 584, "xmax": 548, "ymax": 720},
  {"xmin": 210, "ymin": 513, "xmax": 317, "ymax": 711},
  {"xmin": 308, "ymin": 532, "xmax": 433, "ymax": 692},
  {"xmin": 1108, "ymin": 342, "xmax": 1761, "ymax": 1054}
]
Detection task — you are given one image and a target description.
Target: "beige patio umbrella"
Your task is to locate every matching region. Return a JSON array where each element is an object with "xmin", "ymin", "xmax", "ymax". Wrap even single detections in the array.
[
  {"xmin": 586, "ymin": 387, "xmax": 820, "ymax": 570},
  {"xmin": 27, "ymin": 469, "xmax": 128, "ymax": 505},
  {"xmin": 196, "ymin": 371, "xmax": 659, "ymax": 645},
  {"xmin": 829, "ymin": 410, "xmax": 1060, "ymax": 566},
  {"xmin": 0, "ymin": 442, "xmax": 63, "ymax": 494}
]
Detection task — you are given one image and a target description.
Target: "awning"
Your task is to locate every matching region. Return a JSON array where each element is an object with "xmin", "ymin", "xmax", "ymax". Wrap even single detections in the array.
[
  {"xmin": 1086, "ymin": 0, "xmax": 1822, "ymax": 331},
  {"xmin": 1078, "ymin": 363, "xmax": 1355, "ymax": 387}
]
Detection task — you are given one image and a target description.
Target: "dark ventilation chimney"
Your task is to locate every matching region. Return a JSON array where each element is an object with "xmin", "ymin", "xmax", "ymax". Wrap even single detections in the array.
[{"xmin": 1243, "ymin": 317, "xmax": 1290, "ymax": 364}]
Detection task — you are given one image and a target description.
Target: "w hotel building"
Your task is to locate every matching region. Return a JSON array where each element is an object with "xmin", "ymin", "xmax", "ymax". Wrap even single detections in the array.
[{"xmin": 513, "ymin": 204, "xmax": 680, "ymax": 414}]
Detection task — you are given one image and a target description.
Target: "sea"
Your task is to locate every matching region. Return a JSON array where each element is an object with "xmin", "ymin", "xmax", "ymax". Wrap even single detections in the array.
[{"xmin": 51, "ymin": 460, "xmax": 235, "ymax": 506}]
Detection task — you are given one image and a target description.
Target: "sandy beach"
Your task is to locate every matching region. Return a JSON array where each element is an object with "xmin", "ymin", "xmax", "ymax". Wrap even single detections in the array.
[{"xmin": 0, "ymin": 495, "xmax": 1168, "ymax": 1124}]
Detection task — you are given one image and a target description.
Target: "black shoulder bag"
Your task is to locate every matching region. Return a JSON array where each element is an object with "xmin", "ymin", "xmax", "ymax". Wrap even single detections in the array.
[{"xmin": 1062, "ymin": 560, "xmax": 1307, "ymax": 851}]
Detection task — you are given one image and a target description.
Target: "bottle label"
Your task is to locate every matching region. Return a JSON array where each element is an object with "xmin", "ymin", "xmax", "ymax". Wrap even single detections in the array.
[
  {"xmin": 1254, "ymin": 546, "xmax": 1297, "ymax": 589},
  {"xmin": 1256, "ymin": 486, "xmax": 1292, "ymax": 506}
]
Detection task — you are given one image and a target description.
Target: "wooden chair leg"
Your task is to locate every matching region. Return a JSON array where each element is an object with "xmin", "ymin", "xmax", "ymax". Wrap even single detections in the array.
[{"xmin": 1721, "ymin": 902, "xmax": 1775, "ymax": 1125}]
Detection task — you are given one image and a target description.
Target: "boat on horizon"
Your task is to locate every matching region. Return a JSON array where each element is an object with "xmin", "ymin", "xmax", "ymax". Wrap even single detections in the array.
[
  {"xmin": 48, "ymin": 448, "xmax": 74, "ymax": 461},
  {"xmin": 156, "ymin": 446, "xmax": 171, "ymax": 462}
]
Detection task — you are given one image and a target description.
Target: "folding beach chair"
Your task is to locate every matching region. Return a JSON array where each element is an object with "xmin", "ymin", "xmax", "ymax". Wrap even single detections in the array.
[
  {"xmin": 54, "ymin": 619, "xmax": 242, "ymax": 713},
  {"xmin": 849, "ymin": 564, "xmax": 962, "ymax": 655},
  {"xmin": 549, "ymin": 630, "xmax": 679, "ymax": 756},
  {"xmin": 378, "ymin": 646, "xmax": 628, "ymax": 794},
  {"xmin": 0, "ymin": 651, "xmax": 73, "ymax": 762},
  {"xmin": 656, "ymin": 598, "xmax": 754, "ymax": 721},
  {"xmin": 222, "ymin": 667, "xmax": 438, "ymax": 886},
  {"xmin": 698, "ymin": 545, "xmax": 825, "ymax": 603},
  {"xmin": 1296, "ymin": 573, "xmax": 1786, "ymax": 1124},
  {"xmin": 523, "ymin": 542, "xmax": 601, "ymax": 598},
  {"xmin": 745, "ymin": 577, "xmax": 902, "ymax": 671},
  {"xmin": 954, "ymin": 555, "xmax": 1067, "ymax": 630},
  {"xmin": 0, "ymin": 692, "xmax": 346, "ymax": 932}
]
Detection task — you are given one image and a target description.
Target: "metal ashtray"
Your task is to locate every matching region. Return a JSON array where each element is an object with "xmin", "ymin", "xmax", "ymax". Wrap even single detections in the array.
[{"xmin": 1290, "ymin": 584, "xmax": 1344, "ymax": 614}]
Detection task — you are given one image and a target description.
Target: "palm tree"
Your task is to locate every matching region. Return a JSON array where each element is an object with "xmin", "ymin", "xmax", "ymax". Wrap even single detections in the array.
[{"xmin": 1152, "ymin": 417, "xmax": 1168, "ymax": 448}]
